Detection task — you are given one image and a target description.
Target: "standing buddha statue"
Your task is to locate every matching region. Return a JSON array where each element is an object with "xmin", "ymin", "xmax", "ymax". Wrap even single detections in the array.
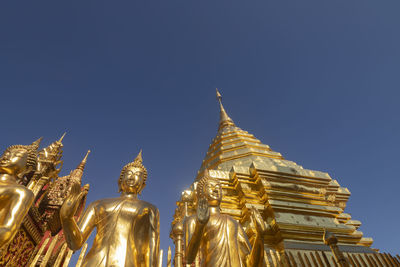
[
  {"xmin": 60, "ymin": 150, "xmax": 160, "ymax": 267},
  {"xmin": 184, "ymin": 170, "xmax": 266, "ymax": 267},
  {"xmin": 0, "ymin": 138, "xmax": 41, "ymax": 248}
]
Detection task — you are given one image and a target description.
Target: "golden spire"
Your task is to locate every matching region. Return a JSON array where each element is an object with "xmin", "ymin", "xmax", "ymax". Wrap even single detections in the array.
[
  {"xmin": 216, "ymin": 88, "xmax": 235, "ymax": 131},
  {"xmin": 37, "ymin": 135, "xmax": 65, "ymax": 178},
  {"xmin": 30, "ymin": 137, "xmax": 43, "ymax": 150},
  {"xmin": 58, "ymin": 132, "xmax": 66, "ymax": 143},
  {"xmin": 77, "ymin": 150, "xmax": 91, "ymax": 171},
  {"xmin": 68, "ymin": 150, "xmax": 90, "ymax": 185}
]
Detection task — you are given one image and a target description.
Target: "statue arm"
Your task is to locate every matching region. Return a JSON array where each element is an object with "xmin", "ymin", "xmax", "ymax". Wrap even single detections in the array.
[
  {"xmin": 237, "ymin": 224, "xmax": 252, "ymax": 265},
  {"xmin": 150, "ymin": 207, "xmax": 160, "ymax": 267},
  {"xmin": 246, "ymin": 209, "xmax": 266, "ymax": 267},
  {"xmin": 62, "ymin": 201, "xmax": 96, "ymax": 251},
  {"xmin": 0, "ymin": 189, "xmax": 34, "ymax": 248},
  {"xmin": 185, "ymin": 217, "xmax": 206, "ymax": 264},
  {"xmin": 246, "ymin": 231, "xmax": 264, "ymax": 267},
  {"xmin": 60, "ymin": 183, "xmax": 95, "ymax": 251},
  {"xmin": 185, "ymin": 198, "xmax": 209, "ymax": 264}
]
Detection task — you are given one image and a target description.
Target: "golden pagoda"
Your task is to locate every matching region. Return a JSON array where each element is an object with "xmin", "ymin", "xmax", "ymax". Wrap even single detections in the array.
[{"xmin": 170, "ymin": 90, "xmax": 400, "ymax": 266}]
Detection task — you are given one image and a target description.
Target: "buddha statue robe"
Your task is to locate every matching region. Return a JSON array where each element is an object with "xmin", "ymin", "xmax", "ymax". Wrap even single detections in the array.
[
  {"xmin": 185, "ymin": 213, "xmax": 251, "ymax": 267},
  {"xmin": 77, "ymin": 196, "xmax": 159, "ymax": 267}
]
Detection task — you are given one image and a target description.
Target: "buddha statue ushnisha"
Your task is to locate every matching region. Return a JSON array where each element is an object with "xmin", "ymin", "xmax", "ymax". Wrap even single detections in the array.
[
  {"xmin": 60, "ymin": 150, "xmax": 160, "ymax": 267},
  {"xmin": 0, "ymin": 138, "xmax": 41, "ymax": 248},
  {"xmin": 184, "ymin": 170, "xmax": 266, "ymax": 267}
]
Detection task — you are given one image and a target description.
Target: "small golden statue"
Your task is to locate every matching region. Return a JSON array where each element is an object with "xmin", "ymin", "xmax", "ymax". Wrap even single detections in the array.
[
  {"xmin": 0, "ymin": 138, "xmax": 41, "ymax": 248},
  {"xmin": 60, "ymin": 150, "xmax": 160, "ymax": 267},
  {"xmin": 184, "ymin": 170, "xmax": 266, "ymax": 267}
]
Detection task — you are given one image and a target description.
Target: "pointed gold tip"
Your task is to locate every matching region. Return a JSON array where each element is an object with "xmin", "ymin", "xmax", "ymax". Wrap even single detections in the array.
[
  {"xmin": 216, "ymin": 88, "xmax": 222, "ymax": 100},
  {"xmin": 58, "ymin": 132, "xmax": 67, "ymax": 143},
  {"xmin": 134, "ymin": 149, "xmax": 143, "ymax": 163},
  {"xmin": 31, "ymin": 137, "xmax": 43, "ymax": 149},
  {"xmin": 83, "ymin": 150, "xmax": 91, "ymax": 162},
  {"xmin": 77, "ymin": 150, "xmax": 91, "ymax": 171},
  {"xmin": 215, "ymin": 89, "xmax": 235, "ymax": 130}
]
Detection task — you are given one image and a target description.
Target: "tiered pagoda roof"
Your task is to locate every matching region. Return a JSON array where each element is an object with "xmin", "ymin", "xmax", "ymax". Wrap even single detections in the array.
[{"xmin": 171, "ymin": 90, "xmax": 400, "ymax": 266}]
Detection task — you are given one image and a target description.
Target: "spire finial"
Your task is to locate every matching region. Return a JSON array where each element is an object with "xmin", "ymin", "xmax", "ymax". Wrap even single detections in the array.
[
  {"xmin": 58, "ymin": 132, "xmax": 67, "ymax": 143},
  {"xmin": 134, "ymin": 149, "xmax": 143, "ymax": 164},
  {"xmin": 30, "ymin": 137, "xmax": 43, "ymax": 150},
  {"xmin": 83, "ymin": 150, "xmax": 91, "ymax": 162},
  {"xmin": 216, "ymin": 88, "xmax": 222, "ymax": 102},
  {"xmin": 77, "ymin": 150, "xmax": 91, "ymax": 171},
  {"xmin": 215, "ymin": 88, "xmax": 235, "ymax": 130}
]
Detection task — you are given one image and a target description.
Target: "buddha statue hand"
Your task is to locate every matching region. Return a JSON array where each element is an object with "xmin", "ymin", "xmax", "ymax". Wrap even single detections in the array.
[
  {"xmin": 251, "ymin": 208, "xmax": 268, "ymax": 237},
  {"xmin": 60, "ymin": 182, "xmax": 87, "ymax": 220},
  {"xmin": 246, "ymin": 208, "xmax": 268, "ymax": 267},
  {"xmin": 197, "ymin": 198, "xmax": 210, "ymax": 225}
]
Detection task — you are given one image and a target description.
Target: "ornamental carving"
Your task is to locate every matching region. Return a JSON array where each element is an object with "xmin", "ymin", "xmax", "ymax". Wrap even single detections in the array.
[{"xmin": 0, "ymin": 229, "xmax": 35, "ymax": 266}]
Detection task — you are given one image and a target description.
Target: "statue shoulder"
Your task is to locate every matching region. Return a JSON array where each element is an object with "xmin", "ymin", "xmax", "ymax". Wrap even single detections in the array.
[
  {"xmin": 93, "ymin": 196, "xmax": 122, "ymax": 206},
  {"xmin": 14, "ymin": 184, "xmax": 34, "ymax": 201},
  {"xmin": 0, "ymin": 184, "xmax": 36, "ymax": 208},
  {"xmin": 222, "ymin": 213, "xmax": 241, "ymax": 226},
  {"xmin": 85, "ymin": 198, "xmax": 105, "ymax": 211}
]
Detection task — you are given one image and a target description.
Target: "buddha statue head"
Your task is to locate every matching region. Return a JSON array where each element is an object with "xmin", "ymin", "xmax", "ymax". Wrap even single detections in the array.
[
  {"xmin": 196, "ymin": 170, "xmax": 222, "ymax": 207},
  {"xmin": 0, "ymin": 138, "xmax": 41, "ymax": 179},
  {"xmin": 118, "ymin": 150, "xmax": 148, "ymax": 194}
]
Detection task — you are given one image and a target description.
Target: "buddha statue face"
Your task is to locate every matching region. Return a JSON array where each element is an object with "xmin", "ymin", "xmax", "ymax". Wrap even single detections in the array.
[
  {"xmin": 119, "ymin": 166, "xmax": 145, "ymax": 194},
  {"xmin": 0, "ymin": 147, "xmax": 31, "ymax": 177},
  {"xmin": 202, "ymin": 179, "xmax": 222, "ymax": 207}
]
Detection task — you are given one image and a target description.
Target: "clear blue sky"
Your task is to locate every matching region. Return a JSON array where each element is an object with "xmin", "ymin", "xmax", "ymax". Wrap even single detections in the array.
[{"xmin": 1, "ymin": 0, "xmax": 399, "ymax": 264}]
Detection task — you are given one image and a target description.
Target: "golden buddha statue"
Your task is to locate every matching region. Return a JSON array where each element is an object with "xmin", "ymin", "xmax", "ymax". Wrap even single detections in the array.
[
  {"xmin": 184, "ymin": 170, "xmax": 266, "ymax": 267},
  {"xmin": 60, "ymin": 150, "xmax": 160, "ymax": 267},
  {"xmin": 0, "ymin": 138, "xmax": 41, "ymax": 248}
]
